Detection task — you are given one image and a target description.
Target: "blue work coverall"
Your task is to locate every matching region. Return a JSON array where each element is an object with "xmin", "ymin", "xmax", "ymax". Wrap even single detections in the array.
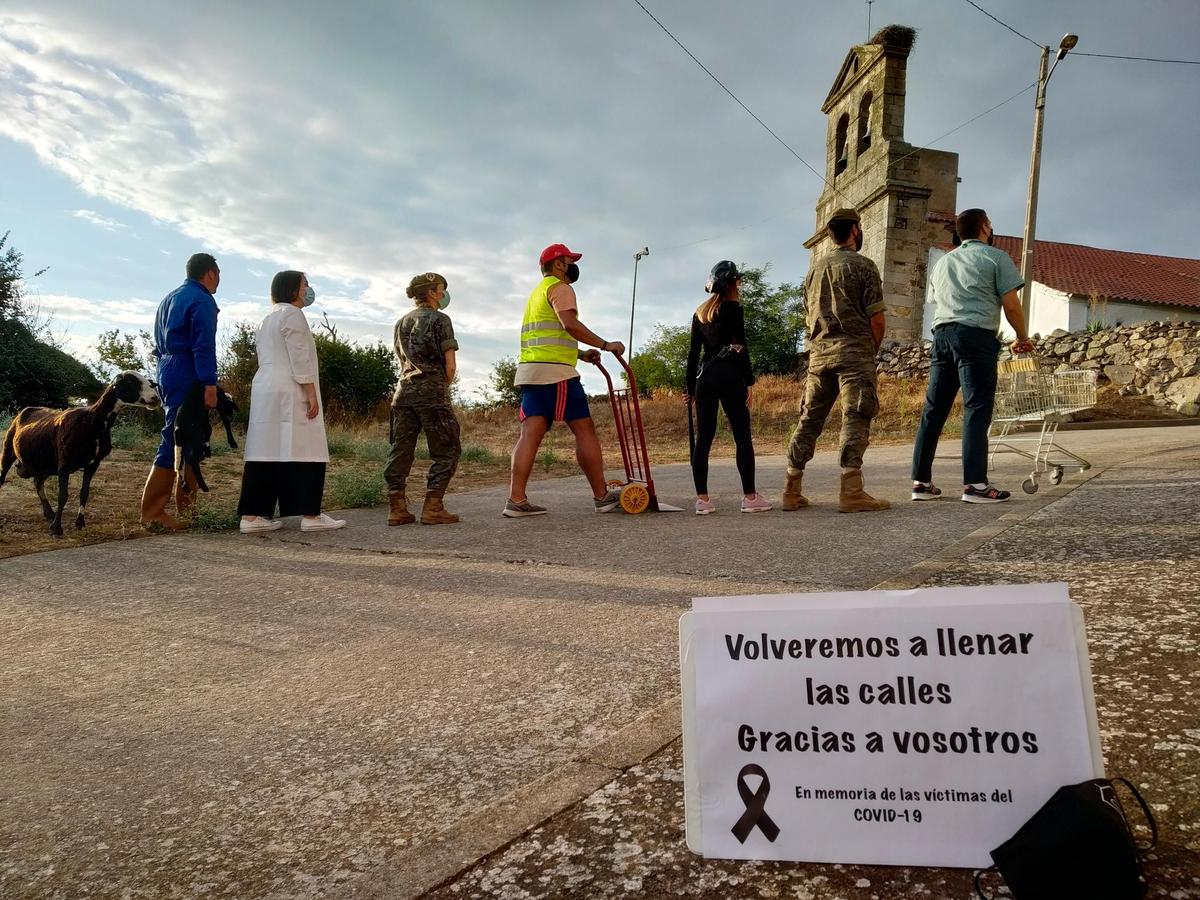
[{"xmin": 152, "ymin": 279, "xmax": 219, "ymax": 468}]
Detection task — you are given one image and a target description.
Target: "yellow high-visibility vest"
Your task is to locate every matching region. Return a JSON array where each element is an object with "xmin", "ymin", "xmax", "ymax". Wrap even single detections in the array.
[{"xmin": 519, "ymin": 276, "xmax": 578, "ymax": 366}]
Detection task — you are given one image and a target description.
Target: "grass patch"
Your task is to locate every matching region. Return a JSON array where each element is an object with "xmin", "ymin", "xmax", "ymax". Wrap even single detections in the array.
[
  {"xmin": 536, "ymin": 448, "xmax": 561, "ymax": 471},
  {"xmin": 460, "ymin": 443, "xmax": 500, "ymax": 464},
  {"xmin": 192, "ymin": 498, "xmax": 240, "ymax": 533},
  {"xmin": 109, "ymin": 421, "xmax": 144, "ymax": 451},
  {"xmin": 327, "ymin": 468, "xmax": 386, "ymax": 509},
  {"xmin": 326, "ymin": 423, "xmax": 394, "ymax": 463}
]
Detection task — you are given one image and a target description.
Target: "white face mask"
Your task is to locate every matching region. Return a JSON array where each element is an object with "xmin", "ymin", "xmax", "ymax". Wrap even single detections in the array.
[{"xmin": 302, "ymin": 285, "xmax": 316, "ymax": 306}]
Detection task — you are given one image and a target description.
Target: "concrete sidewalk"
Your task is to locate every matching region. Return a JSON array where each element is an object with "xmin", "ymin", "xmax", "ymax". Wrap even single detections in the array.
[{"xmin": 1, "ymin": 426, "xmax": 1197, "ymax": 899}]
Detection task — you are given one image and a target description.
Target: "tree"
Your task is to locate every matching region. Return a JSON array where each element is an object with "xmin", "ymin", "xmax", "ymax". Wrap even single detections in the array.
[
  {"xmin": 479, "ymin": 356, "xmax": 520, "ymax": 408},
  {"xmin": 628, "ymin": 324, "xmax": 690, "ymax": 395},
  {"xmin": 94, "ymin": 328, "xmax": 154, "ymax": 379},
  {"xmin": 737, "ymin": 265, "xmax": 807, "ymax": 377}
]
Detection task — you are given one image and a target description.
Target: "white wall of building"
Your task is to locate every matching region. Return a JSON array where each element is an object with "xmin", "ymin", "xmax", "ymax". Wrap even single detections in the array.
[{"xmin": 923, "ymin": 247, "xmax": 1200, "ymax": 339}]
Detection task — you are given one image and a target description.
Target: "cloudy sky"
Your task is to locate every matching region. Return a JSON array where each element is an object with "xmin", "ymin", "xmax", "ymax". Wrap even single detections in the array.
[{"xmin": 2, "ymin": 0, "xmax": 1197, "ymax": 397}]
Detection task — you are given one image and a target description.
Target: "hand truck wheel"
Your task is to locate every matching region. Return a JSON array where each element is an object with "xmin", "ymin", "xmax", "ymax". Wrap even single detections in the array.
[
  {"xmin": 1049, "ymin": 466, "xmax": 1064, "ymax": 485},
  {"xmin": 606, "ymin": 479, "xmax": 625, "ymax": 490},
  {"xmin": 619, "ymin": 483, "xmax": 650, "ymax": 514},
  {"xmin": 1022, "ymin": 476, "xmax": 1039, "ymax": 494}
]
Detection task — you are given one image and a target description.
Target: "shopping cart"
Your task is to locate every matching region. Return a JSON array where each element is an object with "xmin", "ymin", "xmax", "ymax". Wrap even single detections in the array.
[
  {"xmin": 989, "ymin": 356, "xmax": 1097, "ymax": 494},
  {"xmin": 593, "ymin": 352, "xmax": 679, "ymax": 514}
]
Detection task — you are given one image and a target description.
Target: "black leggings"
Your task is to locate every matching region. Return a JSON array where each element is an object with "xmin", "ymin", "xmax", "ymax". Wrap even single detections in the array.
[{"xmin": 691, "ymin": 366, "xmax": 755, "ymax": 495}]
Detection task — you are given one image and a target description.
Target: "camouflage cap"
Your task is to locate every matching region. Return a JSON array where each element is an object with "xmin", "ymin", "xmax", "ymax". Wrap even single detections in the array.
[
  {"xmin": 406, "ymin": 272, "xmax": 447, "ymax": 300},
  {"xmin": 827, "ymin": 207, "xmax": 860, "ymax": 225}
]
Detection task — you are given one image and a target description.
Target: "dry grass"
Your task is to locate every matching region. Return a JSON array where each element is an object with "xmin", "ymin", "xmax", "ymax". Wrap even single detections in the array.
[{"xmin": 0, "ymin": 376, "xmax": 1181, "ymax": 558}]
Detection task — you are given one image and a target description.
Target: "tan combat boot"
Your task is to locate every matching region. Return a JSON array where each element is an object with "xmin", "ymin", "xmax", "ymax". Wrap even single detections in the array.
[
  {"xmin": 387, "ymin": 490, "xmax": 416, "ymax": 525},
  {"xmin": 839, "ymin": 469, "xmax": 891, "ymax": 513},
  {"xmin": 140, "ymin": 466, "xmax": 185, "ymax": 530},
  {"xmin": 781, "ymin": 468, "xmax": 810, "ymax": 511},
  {"xmin": 420, "ymin": 491, "xmax": 460, "ymax": 525}
]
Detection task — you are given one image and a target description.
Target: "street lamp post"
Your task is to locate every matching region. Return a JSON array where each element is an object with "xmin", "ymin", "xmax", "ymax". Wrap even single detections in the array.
[
  {"xmin": 1019, "ymin": 33, "xmax": 1079, "ymax": 325},
  {"xmin": 628, "ymin": 247, "xmax": 649, "ymax": 358}
]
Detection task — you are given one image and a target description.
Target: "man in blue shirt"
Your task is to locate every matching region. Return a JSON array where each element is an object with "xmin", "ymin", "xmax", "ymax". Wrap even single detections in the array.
[
  {"xmin": 911, "ymin": 209, "xmax": 1033, "ymax": 504},
  {"xmin": 139, "ymin": 253, "xmax": 220, "ymax": 529}
]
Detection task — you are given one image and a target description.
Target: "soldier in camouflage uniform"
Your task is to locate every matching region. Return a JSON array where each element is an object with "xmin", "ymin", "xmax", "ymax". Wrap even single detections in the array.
[
  {"xmin": 782, "ymin": 208, "xmax": 891, "ymax": 513},
  {"xmin": 384, "ymin": 272, "xmax": 462, "ymax": 525}
]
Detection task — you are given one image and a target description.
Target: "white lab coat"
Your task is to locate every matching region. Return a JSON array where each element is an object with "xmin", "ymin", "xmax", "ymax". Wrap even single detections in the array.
[{"xmin": 243, "ymin": 304, "xmax": 330, "ymax": 463}]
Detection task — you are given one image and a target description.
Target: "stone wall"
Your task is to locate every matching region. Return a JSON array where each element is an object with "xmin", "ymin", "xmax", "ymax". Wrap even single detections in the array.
[{"xmin": 874, "ymin": 321, "xmax": 1200, "ymax": 414}]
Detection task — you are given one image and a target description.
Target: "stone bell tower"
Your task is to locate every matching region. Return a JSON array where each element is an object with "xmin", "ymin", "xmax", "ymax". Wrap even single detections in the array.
[{"xmin": 804, "ymin": 25, "xmax": 959, "ymax": 343}]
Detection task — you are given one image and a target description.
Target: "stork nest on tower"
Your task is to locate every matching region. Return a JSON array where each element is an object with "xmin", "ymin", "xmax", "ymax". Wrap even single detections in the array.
[{"xmin": 869, "ymin": 24, "xmax": 917, "ymax": 50}]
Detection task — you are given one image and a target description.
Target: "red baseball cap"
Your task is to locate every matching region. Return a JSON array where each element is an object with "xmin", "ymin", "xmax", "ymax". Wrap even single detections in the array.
[{"xmin": 539, "ymin": 243, "xmax": 582, "ymax": 266}]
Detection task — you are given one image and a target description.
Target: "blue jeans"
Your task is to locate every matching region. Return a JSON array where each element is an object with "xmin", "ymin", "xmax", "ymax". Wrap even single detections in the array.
[{"xmin": 911, "ymin": 323, "xmax": 1000, "ymax": 486}]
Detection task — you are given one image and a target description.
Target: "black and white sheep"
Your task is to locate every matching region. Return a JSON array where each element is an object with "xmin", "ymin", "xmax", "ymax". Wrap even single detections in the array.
[
  {"xmin": 174, "ymin": 382, "xmax": 238, "ymax": 494},
  {"xmin": 0, "ymin": 372, "xmax": 160, "ymax": 536}
]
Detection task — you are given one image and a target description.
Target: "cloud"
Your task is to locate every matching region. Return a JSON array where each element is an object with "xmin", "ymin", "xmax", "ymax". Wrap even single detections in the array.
[
  {"xmin": 73, "ymin": 209, "xmax": 126, "ymax": 231},
  {"xmin": 1, "ymin": 0, "xmax": 1197, "ymax": 400}
]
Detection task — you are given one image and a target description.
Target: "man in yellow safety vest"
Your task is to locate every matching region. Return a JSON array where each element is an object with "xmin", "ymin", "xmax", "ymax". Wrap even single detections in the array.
[{"xmin": 503, "ymin": 243, "xmax": 625, "ymax": 517}]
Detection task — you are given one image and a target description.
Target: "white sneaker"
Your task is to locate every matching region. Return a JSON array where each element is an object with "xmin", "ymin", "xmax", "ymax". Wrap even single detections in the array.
[
  {"xmin": 240, "ymin": 516, "xmax": 283, "ymax": 534},
  {"xmin": 300, "ymin": 513, "xmax": 347, "ymax": 532}
]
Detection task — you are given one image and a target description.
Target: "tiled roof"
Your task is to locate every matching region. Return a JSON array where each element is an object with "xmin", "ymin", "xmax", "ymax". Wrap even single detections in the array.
[
  {"xmin": 990, "ymin": 236, "xmax": 1200, "ymax": 310},
  {"xmin": 930, "ymin": 228, "xmax": 1200, "ymax": 310}
]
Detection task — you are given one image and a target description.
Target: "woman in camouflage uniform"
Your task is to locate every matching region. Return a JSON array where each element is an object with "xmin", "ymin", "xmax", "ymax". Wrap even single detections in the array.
[{"xmin": 383, "ymin": 272, "xmax": 462, "ymax": 525}]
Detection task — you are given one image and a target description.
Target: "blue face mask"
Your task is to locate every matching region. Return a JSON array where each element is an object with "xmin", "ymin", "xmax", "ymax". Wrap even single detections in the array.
[
  {"xmin": 438, "ymin": 290, "xmax": 451, "ymax": 310},
  {"xmin": 303, "ymin": 285, "xmax": 316, "ymax": 307}
]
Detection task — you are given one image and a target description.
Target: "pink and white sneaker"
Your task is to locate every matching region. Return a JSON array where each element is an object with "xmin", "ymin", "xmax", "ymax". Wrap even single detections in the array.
[
  {"xmin": 740, "ymin": 493, "xmax": 773, "ymax": 513},
  {"xmin": 695, "ymin": 498, "xmax": 716, "ymax": 515}
]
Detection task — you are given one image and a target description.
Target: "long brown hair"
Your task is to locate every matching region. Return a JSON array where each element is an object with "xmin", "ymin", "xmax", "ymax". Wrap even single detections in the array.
[{"xmin": 695, "ymin": 281, "xmax": 740, "ymax": 324}]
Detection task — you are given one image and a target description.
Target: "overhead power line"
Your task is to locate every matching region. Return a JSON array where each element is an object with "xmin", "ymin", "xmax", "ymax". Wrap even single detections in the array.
[
  {"xmin": 630, "ymin": 0, "xmax": 844, "ymax": 200},
  {"xmin": 960, "ymin": 0, "xmax": 1042, "ymax": 49},
  {"xmin": 1074, "ymin": 52, "xmax": 1200, "ymax": 65},
  {"xmin": 888, "ymin": 81, "xmax": 1037, "ymax": 173}
]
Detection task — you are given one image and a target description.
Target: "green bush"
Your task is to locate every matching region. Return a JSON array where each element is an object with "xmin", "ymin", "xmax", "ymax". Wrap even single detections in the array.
[
  {"xmin": 0, "ymin": 319, "xmax": 103, "ymax": 413},
  {"xmin": 0, "ymin": 232, "xmax": 103, "ymax": 412},
  {"xmin": 313, "ymin": 329, "xmax": 397, "ymax": 422},
  {"xmin": 219, "ymin": 321, "xmax": 258, "ymax": 428}
]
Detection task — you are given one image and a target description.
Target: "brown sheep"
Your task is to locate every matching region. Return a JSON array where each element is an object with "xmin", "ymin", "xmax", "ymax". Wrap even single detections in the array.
[{"xmin": 1, "ymin": 372, "xmax": 161, "ymax": 536}]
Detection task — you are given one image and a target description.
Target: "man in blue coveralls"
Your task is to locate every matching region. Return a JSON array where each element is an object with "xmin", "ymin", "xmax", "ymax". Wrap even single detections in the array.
[{"xmin": 139, "ymin": 253, "xmax": 221, "ymax": 529}]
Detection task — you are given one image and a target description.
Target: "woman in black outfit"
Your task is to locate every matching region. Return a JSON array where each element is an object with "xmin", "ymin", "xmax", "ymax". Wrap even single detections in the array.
[{"xmin": 683, "ymin": 261, "xmax": 772, "ymax": 515}]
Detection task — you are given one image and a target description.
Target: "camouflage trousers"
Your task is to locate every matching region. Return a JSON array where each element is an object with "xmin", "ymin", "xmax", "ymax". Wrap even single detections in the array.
[
  {"xmin": 786, "ymin": 362, "xmax": 880, "ymax": 471},
  {"xmin": 384, "ymin": 404, "xmax": 462, "ymax": 494}
]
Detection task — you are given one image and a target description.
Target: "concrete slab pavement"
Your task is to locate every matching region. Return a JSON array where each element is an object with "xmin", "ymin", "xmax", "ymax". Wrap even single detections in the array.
[
  {"xmin": 424, "ymin": 444, "xmax": 1200, "ymax": 900},
  {"xmin": 0, "ymin": 426, "xmax": 1196, "ymax": 898}
]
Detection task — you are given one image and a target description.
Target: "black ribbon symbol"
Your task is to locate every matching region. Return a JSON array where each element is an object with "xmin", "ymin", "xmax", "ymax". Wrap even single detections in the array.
[{"xmin": 731, "ymin": 763, "xmax": 780, "ymax": 843}]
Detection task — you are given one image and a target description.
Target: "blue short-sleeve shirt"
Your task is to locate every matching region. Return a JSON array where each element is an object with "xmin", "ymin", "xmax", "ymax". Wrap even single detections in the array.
[{"xmin": 930, "ymin": 240, "xmax": 1025, "ymax": 332}]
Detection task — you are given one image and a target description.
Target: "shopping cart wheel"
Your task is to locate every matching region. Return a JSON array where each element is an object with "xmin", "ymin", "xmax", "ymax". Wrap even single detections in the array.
[
  {"xmin": 1022, "ymin": 477, "xmax": 1038, "ymax": 494},
  {"xmin": 1049, "ymin": 466, "xmax": 1064, "ymax": 486},
  {"xmin": 619, "ymin": 483, "xmax": 650, "ymax": 515}
]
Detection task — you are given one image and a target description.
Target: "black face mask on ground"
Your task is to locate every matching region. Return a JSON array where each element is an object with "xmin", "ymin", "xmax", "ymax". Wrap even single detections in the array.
[{"xmin": 976, "ymin": 778, "xmax": 1157, "ymax": 900}]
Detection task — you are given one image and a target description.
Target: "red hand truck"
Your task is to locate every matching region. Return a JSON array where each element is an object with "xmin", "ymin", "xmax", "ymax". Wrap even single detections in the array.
[{"xmin": 593, "ymin": 352, "xmax": 662, "ymax": 514}]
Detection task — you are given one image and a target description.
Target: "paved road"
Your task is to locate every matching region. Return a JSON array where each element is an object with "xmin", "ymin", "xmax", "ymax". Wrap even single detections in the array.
[{"xmin": 1, "ymin": 427, "xmax": 1196, "ymax": 899}]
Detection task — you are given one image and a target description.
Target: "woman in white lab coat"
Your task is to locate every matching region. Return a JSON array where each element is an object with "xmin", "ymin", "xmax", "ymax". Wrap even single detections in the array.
[{"xmin": 237, "ymin": 270, "xmax": 345, "ymax": 533}]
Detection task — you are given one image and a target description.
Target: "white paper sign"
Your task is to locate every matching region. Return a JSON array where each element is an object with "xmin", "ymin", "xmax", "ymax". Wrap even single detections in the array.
[{"xmin": 680, "ymin": 583, "xmax": 1103, "ymax": 868}]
